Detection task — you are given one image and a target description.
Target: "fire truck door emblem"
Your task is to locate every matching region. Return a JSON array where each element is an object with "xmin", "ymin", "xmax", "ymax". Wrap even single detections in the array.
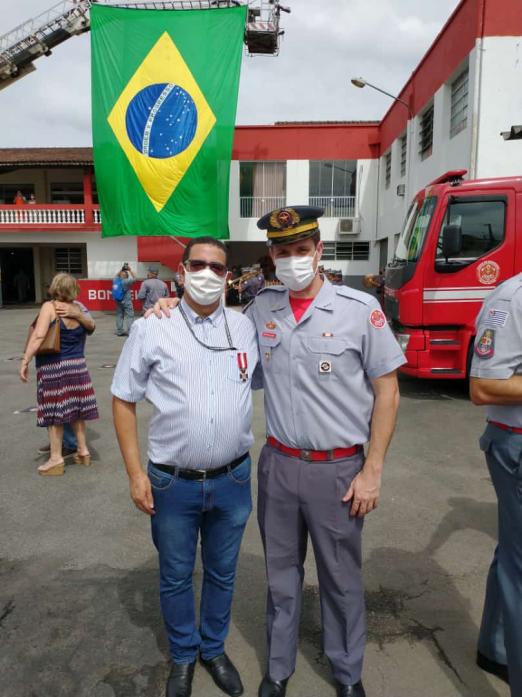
[
  {"xmin": 477, "ymin": 260, "xmax": 500, "ymax": 285},
  {"xmin": 475, "ymin": 328, "xmax": 495, "ymax": 359}
]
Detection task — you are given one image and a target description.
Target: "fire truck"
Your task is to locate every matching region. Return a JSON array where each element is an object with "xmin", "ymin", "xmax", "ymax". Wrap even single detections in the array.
[{"xmin": 384, "ymin": 170, "xmax": 522, "ymax": 379}]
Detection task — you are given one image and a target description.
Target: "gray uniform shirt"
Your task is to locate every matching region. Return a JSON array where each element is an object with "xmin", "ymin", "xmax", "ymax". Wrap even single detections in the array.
[
  {"xmin": 137, "ymin": 278, "xmax": 169, "ymax": 310},
  {"xmin": 111, "ymin": 299, "xmax": 259, "ymax": 469},
  {"xmin": 470, "ymin": 273, "xmax": 522, "ymax": 427},
  {"xmin": 245, "ymin": 278, "xmax": 406, "ymax": 449}
]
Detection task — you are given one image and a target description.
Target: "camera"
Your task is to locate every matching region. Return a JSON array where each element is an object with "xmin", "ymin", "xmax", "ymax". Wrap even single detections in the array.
[{"xmin": 122, "ymin": 262, "xmax": 129, "ymax": 270}]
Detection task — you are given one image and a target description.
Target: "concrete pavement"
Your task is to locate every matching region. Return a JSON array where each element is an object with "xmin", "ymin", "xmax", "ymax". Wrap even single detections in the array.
[{"xmin": 0, "ymin": 308, "xmax": 510, "ymax": 697}]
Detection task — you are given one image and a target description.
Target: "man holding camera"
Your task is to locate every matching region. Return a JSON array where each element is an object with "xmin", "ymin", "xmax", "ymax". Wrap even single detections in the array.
[{"xmin": 113, "ymin": 263, "xmax": 136, "ymax": 336}]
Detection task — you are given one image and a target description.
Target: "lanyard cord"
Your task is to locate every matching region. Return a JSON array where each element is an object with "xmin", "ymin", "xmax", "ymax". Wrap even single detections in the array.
[{"xmin": 178, "ymin": 303, "xmax": 237, "ymax": 352}]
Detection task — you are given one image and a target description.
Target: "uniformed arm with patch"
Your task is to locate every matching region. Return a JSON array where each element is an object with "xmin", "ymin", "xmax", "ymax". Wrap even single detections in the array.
[
  {"xmin": 362, "ymin": 300, "xmax": 407, "ymax": 379},
  {"xmin": 243, "ymin": 298, "xmax": 264, "ymax": 390},
  {"xmin": 470, "ymin": 293, "xmax": 522, "ymax": 379},
  {"xmin": 111, "ymin": 320, "xmax": 152, "ymax": 402}
]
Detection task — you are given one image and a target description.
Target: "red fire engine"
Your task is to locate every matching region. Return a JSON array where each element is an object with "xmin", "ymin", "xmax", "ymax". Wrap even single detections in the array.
[{"xmin": 384, "ymin": 170, "xmax": 522, "ymax": 379}]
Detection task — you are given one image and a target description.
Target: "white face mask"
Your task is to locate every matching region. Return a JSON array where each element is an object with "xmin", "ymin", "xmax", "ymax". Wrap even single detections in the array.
[
  {"xmin": 183, "ymin": 267, "xmax": 226, "ymax": 306},
  {"xmin": 274, "ymin": 252, "xmax": 317, "ymax": 291}
]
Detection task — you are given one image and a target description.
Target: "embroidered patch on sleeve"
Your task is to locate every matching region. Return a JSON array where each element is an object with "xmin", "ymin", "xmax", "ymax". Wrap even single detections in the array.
[
  {"xmin": 475, "ymin": 328, "xmax": 495, "ymax": 359},
  {"xmin": 369, "ymin": 308, "xmax": 386, "ymax": 329},
  {"xmin": 484, "ymin": 308, "xmax": 509, "ymax": 328}
]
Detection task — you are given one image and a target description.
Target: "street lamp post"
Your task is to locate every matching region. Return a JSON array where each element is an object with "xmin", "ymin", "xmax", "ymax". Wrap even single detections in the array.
[{"xmin": 350, "ymin": 76, "xmax": 414, "ymax": 257}]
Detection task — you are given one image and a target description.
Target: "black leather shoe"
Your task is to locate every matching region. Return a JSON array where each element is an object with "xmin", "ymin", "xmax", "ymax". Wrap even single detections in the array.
[
  {"xmin": 201, "ymin": 654, "xmax": 244, "ymax": 696},
  {"xmin": 166, "ymin": 661, "xmax": 196, "ymax": 697},
  {"xmin": 336, "ymin": 680, "xmax": 366, "ymax": 697},
  {"xmin": 477, "ymin": 651, "xmax": 509, "ymax": 684},
  {"xmin": 258, "ymin": 675, "xmax": 289, "ymax": 697}
]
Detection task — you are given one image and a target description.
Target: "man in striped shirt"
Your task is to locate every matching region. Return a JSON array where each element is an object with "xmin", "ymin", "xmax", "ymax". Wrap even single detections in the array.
[{"xmin": 112, "ymin": 237, "xmax": 258, "ymax": 697}]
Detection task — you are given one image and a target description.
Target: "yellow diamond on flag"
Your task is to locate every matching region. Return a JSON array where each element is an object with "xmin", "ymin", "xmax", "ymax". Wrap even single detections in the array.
[{"xmin": 107, "ymin": 32, "xmax": 216, "ymax": 212}]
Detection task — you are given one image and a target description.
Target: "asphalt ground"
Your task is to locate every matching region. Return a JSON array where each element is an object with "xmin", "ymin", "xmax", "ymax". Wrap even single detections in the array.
[{"xmin": 0, "ymin": 308, "xmax": 510, "ymax": 697}]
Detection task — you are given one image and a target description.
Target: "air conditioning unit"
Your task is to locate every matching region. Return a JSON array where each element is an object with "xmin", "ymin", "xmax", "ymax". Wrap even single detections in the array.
[{"xmin": 338, "ymin": 217, "xmax": 360, "ymax": 236}]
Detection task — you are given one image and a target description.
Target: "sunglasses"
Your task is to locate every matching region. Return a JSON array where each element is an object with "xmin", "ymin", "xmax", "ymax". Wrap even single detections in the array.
[{"xmin": 184, "ymin": 259, "xmax": 228, "ymax": 277}]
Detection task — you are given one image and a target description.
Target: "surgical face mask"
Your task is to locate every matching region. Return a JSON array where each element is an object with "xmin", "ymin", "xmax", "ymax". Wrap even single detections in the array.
[
  {"xmin": 183, "ymin": 267, "xmax": 226, "ymax": 306},
  {"xmin": 274, "ymin": 252, "xmax": 318, "ymax": 291}
]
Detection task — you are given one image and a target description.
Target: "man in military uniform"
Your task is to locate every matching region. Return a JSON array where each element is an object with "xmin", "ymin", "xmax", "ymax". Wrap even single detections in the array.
[
  {"xmin": 149, "ymin": 207, "xmax": 406, "ymax": 696},
  {"xmin": 246, "ymin": 206, "xmax": 406, "ymax": 697},
  {"xmin": 470, "ymin": 275, "xmax": 522, "ymax": 697}
]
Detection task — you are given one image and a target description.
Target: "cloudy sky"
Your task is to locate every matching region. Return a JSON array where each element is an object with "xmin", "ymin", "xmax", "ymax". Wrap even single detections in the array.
[{"xmin": 0, "ymin": 0, "xmax": 459, "ymax": 147}]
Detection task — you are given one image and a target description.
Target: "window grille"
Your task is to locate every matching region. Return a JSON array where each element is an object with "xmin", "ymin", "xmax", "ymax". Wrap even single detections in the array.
[
  {"xmin": 55, "ymin": 247, "xmax": 83, "ymax": 275},
  {"xmin": 400, "ymin": 134, "xmax": 407, "ymax": 177},
  {"xmin": 384, "ymin": 152, "xmax": 391, "ymax": 189},
  {"xmin": 418, "ymin": 104, "xmax": 434, "ymax": 160},
  {"xmin": 320, "ymin": 241, "xmax": 369, "ymax": 261},
  {"xmin": 450, "ymin": 69, "xmax": 468, "ymax": 138}
]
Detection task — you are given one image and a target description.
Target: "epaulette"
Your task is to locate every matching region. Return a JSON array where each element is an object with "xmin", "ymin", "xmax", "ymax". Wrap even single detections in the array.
[
  {"xmin": 257, "ymin": 284, "xmax": 286, "ymax": 294},
  {"xmin": 335, "ymin": 285, "xmax": 375, "ymax": 306}
]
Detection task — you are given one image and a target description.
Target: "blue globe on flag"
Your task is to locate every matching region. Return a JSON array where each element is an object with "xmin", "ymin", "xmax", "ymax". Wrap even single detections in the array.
[{"xmin": 125, "ymin": 83, "xmax": 198, "ymax": 159}]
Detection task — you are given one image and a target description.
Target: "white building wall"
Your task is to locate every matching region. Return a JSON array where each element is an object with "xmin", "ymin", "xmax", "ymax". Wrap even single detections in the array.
[
  {"xmin": 377, "ymin": 49, "xmax": 477, "ymax": 259},
  {"xmin": 475, "ymin": 36, "xmax": 522, "ymax": 177}
]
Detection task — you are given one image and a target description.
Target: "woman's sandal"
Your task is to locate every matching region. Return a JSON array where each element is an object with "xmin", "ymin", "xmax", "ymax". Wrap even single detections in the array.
[
  {"xmin": 73, "ymin": 452, "xmax": 91, "ymax": 466},
  {"xmin": 38, "ymin": 460, "xmax": 65, "ymax": 476}
]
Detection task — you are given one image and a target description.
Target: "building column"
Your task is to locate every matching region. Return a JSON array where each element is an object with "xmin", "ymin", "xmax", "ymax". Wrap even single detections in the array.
[{"xmin": 83, "ymin": 167, "xmax": 94, "ymax": 225}]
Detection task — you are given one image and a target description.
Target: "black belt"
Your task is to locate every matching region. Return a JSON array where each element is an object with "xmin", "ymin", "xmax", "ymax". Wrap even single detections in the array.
[{"xmin": 150, "ymin": 452, "xmax": 249, "ymax": 481}]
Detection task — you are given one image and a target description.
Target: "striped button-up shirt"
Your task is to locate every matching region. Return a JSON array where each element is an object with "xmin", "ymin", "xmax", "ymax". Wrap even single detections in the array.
[{"xmin": 111, "ymin": 299, "xmax": 259, "ymax": 469}]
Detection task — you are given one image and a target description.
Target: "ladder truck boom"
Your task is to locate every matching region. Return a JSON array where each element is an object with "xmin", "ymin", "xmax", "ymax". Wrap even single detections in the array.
[{"xmin": 0, "ymin": 0, "xmax": 289, "ymax": 90}]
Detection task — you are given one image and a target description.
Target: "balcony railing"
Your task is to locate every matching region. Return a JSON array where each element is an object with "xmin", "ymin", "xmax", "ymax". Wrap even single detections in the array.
[
  {"xmin": 0, "ymin": 204, "xmax": 101, "ymax": 226},
  {"xmin": 308, "ymin": 196, "xmax": 356, "ymax": 218},
  {"xmin": 240, "ymin": 196, "xmax": 286, "ymax": 218}
]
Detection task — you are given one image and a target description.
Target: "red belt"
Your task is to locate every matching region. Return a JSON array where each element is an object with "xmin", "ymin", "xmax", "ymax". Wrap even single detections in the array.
[
  {"xmin": 267, "ymin": 436, "xmax": 361, "ymax": 461},
  {"xmin": 488, "ymin": 420, "xmax": 522, "ymax": 434}
]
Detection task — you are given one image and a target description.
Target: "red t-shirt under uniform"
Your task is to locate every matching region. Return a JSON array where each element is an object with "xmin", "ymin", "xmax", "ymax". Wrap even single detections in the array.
[{"xmin": 289, "ymin": 296, "xmax": 314, "ymax": 323}]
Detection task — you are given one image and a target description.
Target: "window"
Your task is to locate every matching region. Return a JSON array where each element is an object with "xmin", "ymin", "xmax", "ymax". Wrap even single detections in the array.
[
  {"xmin": 0, "ymin": 184, "xmax": 35, "ymax": 204},
  {"xmin": 55, "ymin": 247, "xmax": 83, "ymax": 276},
  {"xmin": 400, "ymin": 134, "xmax": 407, "ymax": 177},
  {"xmin": 320, "ymin": 241, "xmax": 369, "ymax": 261},
  {"xmin": 239, "ymin": 162, "xmax": 286, "ymax": 217},
  {"xmin": 395, "ymin": 196, "xmax": 438, "ymax": 262},
  {"xmin": 436, "ymin": 198, "xmax": 506, "ymax": 262},
  {"xmin": 51, "ymin": 182, "xmax": 84, "ymax": 204},
  {"xmin": 384, "ymin": 152, "xmax": 392, "ymax": 189},
  {"xmin": 450, "ymin": 69, "xmax": 468, "ymax": 138},
  {"xmin": 418, "ymin": 104, "xmax": 434, "ymax": 160},
  {"xmin": 309, "ymin": 160, "xmax": 357, "ymax": 217}
]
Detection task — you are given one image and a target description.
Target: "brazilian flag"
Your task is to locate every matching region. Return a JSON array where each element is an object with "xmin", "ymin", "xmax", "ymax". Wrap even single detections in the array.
[{"xmin": 90, "ymin": 4, "xmax": 246, "ymax": 238}]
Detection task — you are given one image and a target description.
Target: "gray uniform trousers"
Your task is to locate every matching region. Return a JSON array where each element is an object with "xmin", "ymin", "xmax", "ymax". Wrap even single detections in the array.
[
  {"xmin": 478, "ymin": 425, "xmax": 522, "ymax": 697},
  {"xmin": 257, "ymin": 444, "xmax": 365, "ymax": 685},
  {"xmin": 115, "ymin": 296, "xmax": 134, "ymax": 335}
]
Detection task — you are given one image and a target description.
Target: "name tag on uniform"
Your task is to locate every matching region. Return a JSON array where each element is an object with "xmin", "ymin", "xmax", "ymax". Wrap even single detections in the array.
[{"xmin": 319, "ymin": 360, "xmax": 332, "ymax": 374}]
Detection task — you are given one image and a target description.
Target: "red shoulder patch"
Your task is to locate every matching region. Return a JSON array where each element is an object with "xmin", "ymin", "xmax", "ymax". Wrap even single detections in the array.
[{"xmin": 369, "ymin": 309, "xmax": 386, "ymax": 329}]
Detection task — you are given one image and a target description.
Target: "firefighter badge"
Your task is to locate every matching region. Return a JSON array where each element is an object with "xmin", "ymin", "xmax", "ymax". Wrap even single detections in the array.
[{"xmin": 475, "ymin": 328, "xmax": 495, "ymax": 359}]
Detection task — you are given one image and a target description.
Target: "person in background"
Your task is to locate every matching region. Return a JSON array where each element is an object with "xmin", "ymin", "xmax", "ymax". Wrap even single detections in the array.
[
  {"xmin": 13, "ymin": 190, "xmax": 25, "ymax": 206},
  {"xmin": 240, "ymin": 267, "xmax": 265, "ymax": 304},
  {"xmin": 28, "ymin": 193, "xmax": 37, "ymax": 205},
  {"xmin": 19, "ymin": 273, "xmax": 98, "ymax": 476},
  {"xmin": 469, "ymin": 275, "xmax": 522, "ymax": 697},
  {"xmin": 137, "ymin": 266, "xmax": 169, "ymax": 313},
  {"xmin": 113, "ymin": 263, "xmax": 136, "ymax": 336},
  {"xmin": 13, "ymin": 268, "xmax": 30, "ymax": 303}
]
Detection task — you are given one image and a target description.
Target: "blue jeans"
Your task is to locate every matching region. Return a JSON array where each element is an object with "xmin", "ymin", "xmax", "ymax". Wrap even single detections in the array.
[
  {"xmin": 115, "ymin": 297, "xmax": 134, "ymax": 335},
  {"xmin": 478, "ymin": 425, "xmax": 522, "ymax": 697},
  {"xmin": 148, "ymin": 456, "xmax": 252, "ymax": 663},
  {"xmin": 63, "ymin": 423, "xmax": 77, "ymax": 450}
]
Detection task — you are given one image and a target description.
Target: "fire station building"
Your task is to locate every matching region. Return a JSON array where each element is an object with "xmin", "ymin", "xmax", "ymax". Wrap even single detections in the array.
[{"xmin": 0, "ymin": 0, "xmax": 521, "ymax": 309}]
